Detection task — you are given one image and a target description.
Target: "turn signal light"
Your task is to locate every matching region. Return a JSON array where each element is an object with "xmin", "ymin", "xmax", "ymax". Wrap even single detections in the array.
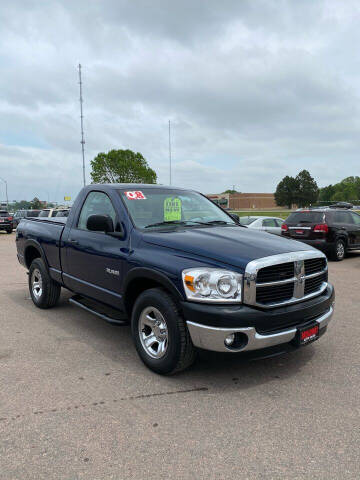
[
  {"xmin": 184, "ymin": 274, "xmax": 195, "ymax": 292},
  {"xmin": 281, "ymin": 224, "xmax": 289, "ymax": 232},
  {"xmin": 313, "ymin": 224, "xmax": 329, "ymax": 233}
]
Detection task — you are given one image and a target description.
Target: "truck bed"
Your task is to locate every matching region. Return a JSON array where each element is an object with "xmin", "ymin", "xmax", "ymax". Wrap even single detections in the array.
[{"xmin": 16, "ymin": 217, "xmax": 67, "ymax": 273}]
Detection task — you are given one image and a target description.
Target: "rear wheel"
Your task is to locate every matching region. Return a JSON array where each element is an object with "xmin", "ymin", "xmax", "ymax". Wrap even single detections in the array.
[
  {"xmin": 331, "ymin": 239, "xmax": 346, "ymax": 261},
  {"xmin": 29, "ymin": 258, "xmax": 61, "ymax": 308},
  {"xmin": 131, "ymin": 288, "xmax": 196, "ymax": 374}
]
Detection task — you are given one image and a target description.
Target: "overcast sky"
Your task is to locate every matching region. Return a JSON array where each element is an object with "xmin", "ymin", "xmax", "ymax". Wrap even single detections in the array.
[{"xmin": 1, "ymin": 0, "xmax": 360, "ymax": 202}]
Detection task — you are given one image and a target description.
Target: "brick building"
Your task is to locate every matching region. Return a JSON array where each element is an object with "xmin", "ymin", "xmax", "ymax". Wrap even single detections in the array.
[{"xmin": 207, "ymin": 192, "xmax": 277, "ymax": 210}]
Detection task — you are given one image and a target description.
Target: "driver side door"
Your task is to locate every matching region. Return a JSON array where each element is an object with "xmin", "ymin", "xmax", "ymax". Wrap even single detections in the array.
[{"xmin": 63, "ymin": 190, "xmax": 129, "ymax": 308}]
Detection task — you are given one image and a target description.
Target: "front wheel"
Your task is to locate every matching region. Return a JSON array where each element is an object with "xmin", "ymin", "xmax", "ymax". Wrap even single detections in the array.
[
  {"xmin": 29, "ymin": 258, "xmax": 61, "ymax": 309},
  {"xmin": 131, "ymin": 288, "xmax": 196, "ymax": 374}
]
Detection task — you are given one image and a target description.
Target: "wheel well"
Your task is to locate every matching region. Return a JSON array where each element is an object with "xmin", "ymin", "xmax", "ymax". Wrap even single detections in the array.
[
  {"xmin": 24, "ymin": 246, "xmax": 42, "ymax": 269},
  {"xmin": 336, "ymin": 235, "xmax": 348, "ymax": 246},
  {"xmin": 123, "ymin": 278, "xmax": 178, "ymax": 318}
]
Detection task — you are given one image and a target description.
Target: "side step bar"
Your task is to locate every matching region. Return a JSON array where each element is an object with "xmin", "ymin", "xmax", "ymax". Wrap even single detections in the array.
[{"xmin": 69, "ymin": 295, "xmax": 128, "ymax": 326}]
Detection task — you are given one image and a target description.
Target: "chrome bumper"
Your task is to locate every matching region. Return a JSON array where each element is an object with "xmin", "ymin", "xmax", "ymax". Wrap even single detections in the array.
[{"xmin": 186, "ymin": 306, "xmax": 334, "ymax": 353}]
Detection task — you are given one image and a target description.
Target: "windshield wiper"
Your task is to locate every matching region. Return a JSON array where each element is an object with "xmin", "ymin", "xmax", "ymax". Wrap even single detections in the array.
[
  {"xmin": 205, "ymin": 220, "xmax": 235, "ymax": 225},
  {"xmin": 144, "ymin": 219, "xmax": 240, "ymax": 229},
  {"xmin": 144, "ymin": 220, "xmax": 209, "ymax": 229}
]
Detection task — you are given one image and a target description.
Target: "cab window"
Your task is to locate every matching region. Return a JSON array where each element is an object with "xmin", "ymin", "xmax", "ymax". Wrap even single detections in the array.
[{"xmin": 78, "ymin": 191, "xmax": 117, "ymax": 231}]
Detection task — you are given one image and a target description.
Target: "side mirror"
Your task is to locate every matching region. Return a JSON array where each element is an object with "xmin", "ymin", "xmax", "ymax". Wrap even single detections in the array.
[
  {"xmin": 87, "ymin": 214, "xmax": 114, "ymax": 233},
  {"xmin": 230, "ymin": 213, "xmax": 240, "ymax": 223}
]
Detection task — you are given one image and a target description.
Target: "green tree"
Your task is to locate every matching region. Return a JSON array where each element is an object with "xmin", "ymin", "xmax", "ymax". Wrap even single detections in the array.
[
  {"xmin": 294, "ymin": 170, "xmax": 319, "ymax": 207},
  {"xmin": 319, "ymin": 176, "xmax": 360, "ymax": 203},
  {"xmin": 319, "ymin": 184, "xmax": 336, "ymax": 202},
  {"xmin": 223, "ymin": 189, "xmax": 239, "ymax": 194},
  {"xmin": 30, "ymin": 197, "xmax": 43, "ymax": 209},
  {"xmin": 12, "ymin": 200, "xmax": 33, "ymax": 211},
  {"xmin": 90, "ymin": 149, "xmax": 157, "ymax": 184},
  {"xmin": 274, "ymin": 175, "xmax": 298, "ymax": 209},
  {"xmin": 331, "ymin": 191, "xmax": 345, "ymax": 202}
]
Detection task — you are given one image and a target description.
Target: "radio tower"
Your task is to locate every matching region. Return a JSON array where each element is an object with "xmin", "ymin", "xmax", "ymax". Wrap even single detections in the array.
[
  {"xmin": 168, "ymin": 120, "xmax": 172, "ymax": 185},
  {"xmin": 78, "ymin": 64, "xmax": 86, "ymax": 187}
]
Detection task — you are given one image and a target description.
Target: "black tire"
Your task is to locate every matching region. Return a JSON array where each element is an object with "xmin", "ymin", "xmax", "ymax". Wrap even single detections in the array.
[
  {"xmin": 6, "ymin": 229, "xmax": 12, "ymax": 234},
  {"xmin": 28, "ymin": 258, "xmax": 61, "ymax": 309},
  {"xmin": 330, "ymin": 238, "xmax": 346, "ymax": 261},
  {"xmin": 131, "ymin": 288, "xmax": 196, "ymax": 375}
]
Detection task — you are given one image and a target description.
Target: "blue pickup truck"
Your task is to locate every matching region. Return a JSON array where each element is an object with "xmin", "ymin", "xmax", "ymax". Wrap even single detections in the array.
[{"xmin": 16, "ymin": 184, "xmax": 335, "ymax": 374}]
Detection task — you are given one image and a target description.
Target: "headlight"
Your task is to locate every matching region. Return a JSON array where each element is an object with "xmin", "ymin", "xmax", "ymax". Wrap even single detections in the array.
[{"xmin": 182, "ymin": 268, "xmax": 243, "ymax": 303}]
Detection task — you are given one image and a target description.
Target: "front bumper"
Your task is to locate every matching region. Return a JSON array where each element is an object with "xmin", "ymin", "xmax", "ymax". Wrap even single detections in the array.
[
  {"xmin": 187, "ymin": 306, "xmax": 333, "ymax": 352},
  {"xmin": 182, "ymin": 284, "xmax": 335, "ymax": 353}
]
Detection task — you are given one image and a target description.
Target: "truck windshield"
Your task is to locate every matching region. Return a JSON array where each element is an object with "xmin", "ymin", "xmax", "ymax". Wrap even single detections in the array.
[{"xmin": 118, "ymin": 188, "xmax": 236, "ymax": 229}]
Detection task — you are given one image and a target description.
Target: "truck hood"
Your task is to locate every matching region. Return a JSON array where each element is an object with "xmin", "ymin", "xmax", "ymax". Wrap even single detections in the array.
[{"xmin": 143, "ymin": 226, "xmax": 314, "ymax": 270}]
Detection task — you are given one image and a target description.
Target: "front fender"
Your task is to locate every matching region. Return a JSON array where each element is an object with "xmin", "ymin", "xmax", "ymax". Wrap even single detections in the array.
[{"xmin": 123, "ymin": 267, "xmax": 184, "ymax": 301}]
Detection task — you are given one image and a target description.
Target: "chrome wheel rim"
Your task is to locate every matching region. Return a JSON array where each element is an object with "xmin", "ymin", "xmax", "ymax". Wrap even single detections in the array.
[
  {"xmin": 31, "ymin": 268, "xmax": 43, "ymax": 300},
  {"xmin": 337, "ymin": 242, "xmax": 345, "ymax": 259},
  {"xmin": 138, "ymin": 307, "xmax": 168, "ymax": 359}
]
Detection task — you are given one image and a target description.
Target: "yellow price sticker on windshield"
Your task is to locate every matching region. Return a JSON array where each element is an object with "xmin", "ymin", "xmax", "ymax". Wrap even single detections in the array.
[{"xmin": 164, "ymin": 197, "xmax": 182, "ymax": 221}]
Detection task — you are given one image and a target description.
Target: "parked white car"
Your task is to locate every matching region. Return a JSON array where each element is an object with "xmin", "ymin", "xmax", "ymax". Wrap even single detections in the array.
[{"xmin": 239, "ymin": 216, "xmax": 284, "ymax": 235}]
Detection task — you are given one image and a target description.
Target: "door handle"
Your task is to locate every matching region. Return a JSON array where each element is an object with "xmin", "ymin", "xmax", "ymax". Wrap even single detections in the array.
[{"xmin": 69, "ymin": 239, "xmax": 79, "ymax": 245}]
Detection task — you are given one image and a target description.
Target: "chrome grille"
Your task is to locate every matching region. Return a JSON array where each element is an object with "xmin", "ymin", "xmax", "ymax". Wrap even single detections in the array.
[
  {"xmin": 256, "ymin": 282, "xmax": 294, "ymax": 305},
  {"xmin": 256, "ymin": 262, "xmax": 294, "ymax": 283},
  {"xmin": 305, "ymin": 272, "xmax": 328, "ymax": 296},
  {"xmin": 244, "ymin": 251, "xmax": 328, "ymax": 308},
  {"xmin": 304, "ymin": 258, "xmax": 327, "ymax": 275}
]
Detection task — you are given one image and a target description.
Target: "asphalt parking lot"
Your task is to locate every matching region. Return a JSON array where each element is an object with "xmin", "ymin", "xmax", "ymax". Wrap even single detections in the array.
[{"xmin": 0, "ymin": 232, "xmax": 359, "ymax": 479}]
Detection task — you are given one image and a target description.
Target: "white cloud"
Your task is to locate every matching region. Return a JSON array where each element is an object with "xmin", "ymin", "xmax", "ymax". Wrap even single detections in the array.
[{"xmin": 1, "ymin": 0, "xmax": 360, "ymax": 202}]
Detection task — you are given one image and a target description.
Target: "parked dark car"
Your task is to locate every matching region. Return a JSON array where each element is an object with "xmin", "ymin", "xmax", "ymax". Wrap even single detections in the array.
[
  {"xmin": 281, "ymin": 208, "xmax": 360, "ymax": 261},
  {"xmin": 16, "ymin": 184, "xmax": 334, "ymax": 374},
  {"xmin": 329, "ymin": 202, "xmax": 353, "ymax": 209},
  {"xmin": 0, "ymin": 210, "xmax": 13, "ymax": 233},
  {"xmin": 13, "ymin": 210, "xmax": 41, "ymax": 228}
]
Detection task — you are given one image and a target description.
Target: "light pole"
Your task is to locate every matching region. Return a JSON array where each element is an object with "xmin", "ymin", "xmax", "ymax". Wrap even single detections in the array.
[
  {"xmin": 43, "ymin": 190, "xmax": 50, "ymax": 204},
  {"xmin": 78, "ymin": 64, "xmax": 86, "ymax": 187},
  {"xmin": 0, "ymin": 177, "xmax": 8, "ymax": 209},
  {"xmin": 168, "ymin": 120, "xmax": 172, "ymax": 185}
]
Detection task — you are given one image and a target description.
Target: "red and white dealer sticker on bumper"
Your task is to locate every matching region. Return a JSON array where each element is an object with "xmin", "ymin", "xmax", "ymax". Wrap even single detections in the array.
[{"xmin": 125, "ymin": 191, "xmax": 146, "ymax": 200}]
